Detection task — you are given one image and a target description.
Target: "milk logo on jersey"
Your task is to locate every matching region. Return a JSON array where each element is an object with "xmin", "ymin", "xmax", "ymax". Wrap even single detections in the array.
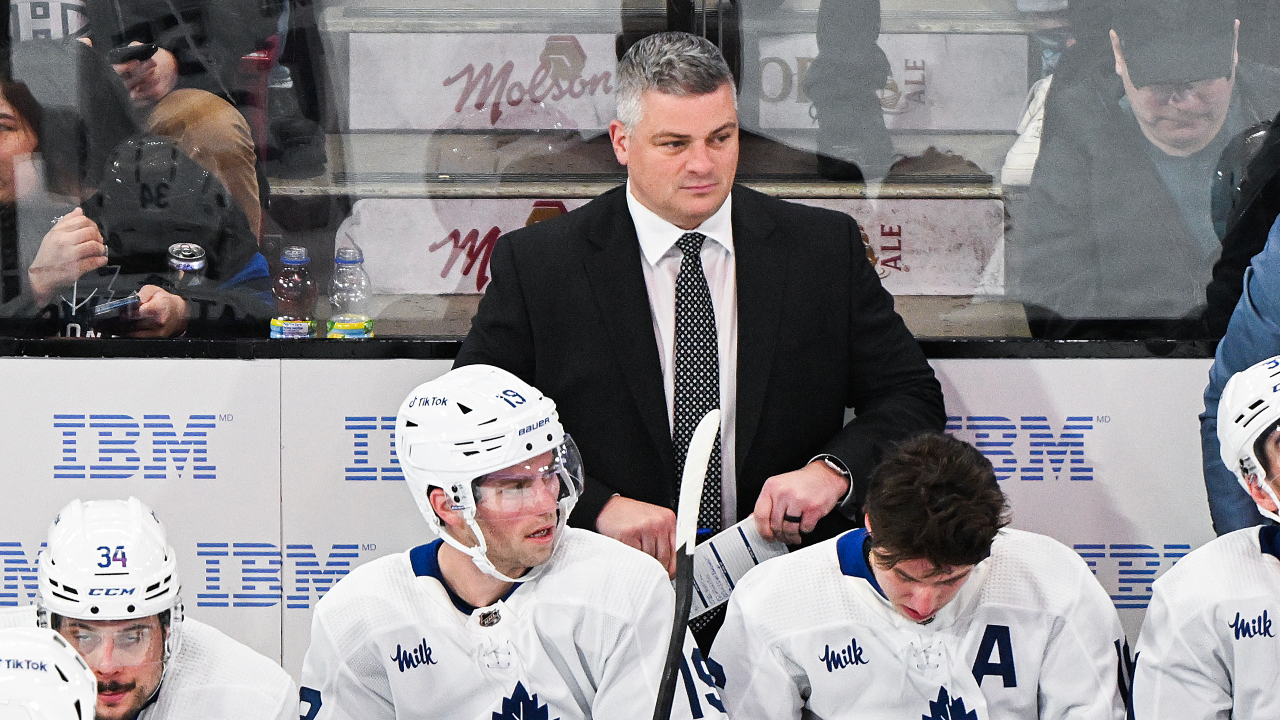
[
  {"xmin": 391, "ymin": 638, "xmax": 437, "ymax": 672},
  {"xmin": 494, "ymin": 682, "xmax": 559, "ymax": 720},
  {"xmin": 1073, "ymin": 542, "xmax": 1192, "ymax": 610},
  {"xmin": 946, "ymin": 414, "xmax": 1099, "ymax": 481},
  {"xmin": 345, "ymin": 416, "xmax": 403, "ymax": 482},
  {"xmin": 1229, "ymin": 610, "xmax": 1275, "ymax": 640},
  {"xmin": 924, "ymin": 687, "xmax": 978, "ymax": 720},
  {"xmin": 54, "ymin": 413, "xmax": 225, "ymax": 480},
  {"xmin": 820, "ymin": 637, "xmax": 868, "ymax": 671}
]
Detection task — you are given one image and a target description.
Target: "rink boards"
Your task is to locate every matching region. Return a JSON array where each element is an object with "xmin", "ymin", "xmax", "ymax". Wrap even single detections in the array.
[{"xmin": 0, "ymin": 357, "xmax": 1215, "ymax": 678}]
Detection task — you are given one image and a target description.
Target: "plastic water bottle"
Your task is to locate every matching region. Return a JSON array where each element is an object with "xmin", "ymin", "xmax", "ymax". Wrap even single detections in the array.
[
  {"xmin": 327, "ymin": 246, "xmax": 374, "ymax": 338},
  {"xmin": 270, "ymin": 245, "xmax": 317, "ymax": 338}
]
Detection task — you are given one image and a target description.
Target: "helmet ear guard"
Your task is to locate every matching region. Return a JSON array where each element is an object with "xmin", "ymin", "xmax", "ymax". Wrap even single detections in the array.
[{"xmin": 395, "ymin": 365, "xmax": 582, "ymax": 583}]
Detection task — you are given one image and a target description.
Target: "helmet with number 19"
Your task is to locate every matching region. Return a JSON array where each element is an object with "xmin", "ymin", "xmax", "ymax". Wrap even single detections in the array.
[
  {"xmin": 0, "ymin": 627, "xmax": 97, "ymax": 720},
  {"xmin": 1219, "ymin": 355, "xmax": 1280, "ymax": 522},
  {"xmin": 395, "ymin": 364, "xmax": 584, "ymax": 583}
]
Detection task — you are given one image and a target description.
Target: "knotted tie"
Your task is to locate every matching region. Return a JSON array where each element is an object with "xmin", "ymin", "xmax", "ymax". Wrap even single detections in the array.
[{"xmin": 672, "ymin": 231, "xmax": 722, "ymax": 535}]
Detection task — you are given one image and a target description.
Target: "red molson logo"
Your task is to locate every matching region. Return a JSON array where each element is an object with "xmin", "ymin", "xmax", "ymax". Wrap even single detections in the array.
[
  {"xmin": 428, "ymin": 201, "xmax": 569, "ymax": 292},
  {"xmin": 443, "ymin": 35, "xmax": 614, "ymax": 125}
]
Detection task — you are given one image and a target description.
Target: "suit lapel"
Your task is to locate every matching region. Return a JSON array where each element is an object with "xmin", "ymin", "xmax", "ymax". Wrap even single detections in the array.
[
  {"xmin": 732, "ymin": 187, "xmax": 787, "ymax": 475},
  {"xmin": 583, "ymin": 190, "xmax": 676, "ymax": 482}
]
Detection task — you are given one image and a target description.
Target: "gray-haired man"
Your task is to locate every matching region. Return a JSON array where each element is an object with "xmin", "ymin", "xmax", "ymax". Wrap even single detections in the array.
[{"xmin": 456, "ymin": 31, "xmax": 944, "ymax": 644}]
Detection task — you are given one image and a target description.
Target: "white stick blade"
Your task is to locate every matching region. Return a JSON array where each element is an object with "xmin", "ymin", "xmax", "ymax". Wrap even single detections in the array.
[{"xmin": 675, "ymin": 409, "xmax": 720, "ymax": 554}]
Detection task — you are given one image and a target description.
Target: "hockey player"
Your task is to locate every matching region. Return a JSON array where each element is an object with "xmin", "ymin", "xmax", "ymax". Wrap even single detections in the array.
[
  {"xmin": 711, "ymin": 433, "xmax": 1127, "ymax": 720},
  {"xmin": 298, "ymin": 364, "xmax": 726, "ymax": 720},
  {"xmin": 35, "ymin": 497, "xmax": 296, "ymax": 720},
  {"xmin": 1133, "ymin": 354, "xmax": 1280, "ymax": 717},
  {"xmin": 0, "ymin": 626, "xmax": 97, "ymax": 719}
]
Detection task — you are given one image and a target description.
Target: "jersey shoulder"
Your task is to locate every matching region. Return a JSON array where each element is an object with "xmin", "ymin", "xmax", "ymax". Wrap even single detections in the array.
[
  {"xmin": 0, "ymin": 604, "xmax": 36, "ymax": 629},
  {"xmin": 1152, "ymin": 526, "xmax": 1275, "ymax": 604},
  {"xmin": 536, "ymin": 529, "xmax": 671, "ymax": 612},
  {"xmin": 970, "ymin": 529, "xmax": 1105, "ymax": 615},
  {"xmin": 727, "ymin": 533, "xmax": 876, "ymax": 640},
  {"xmin": 157, "ymin": 618, "xmax": 295, "ymax": 709}
]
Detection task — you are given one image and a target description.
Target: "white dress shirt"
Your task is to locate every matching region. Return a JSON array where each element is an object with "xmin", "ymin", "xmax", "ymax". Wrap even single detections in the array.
[{"xmin": 627, "ymin": 183, "xmax": 739, "ymax": 530}]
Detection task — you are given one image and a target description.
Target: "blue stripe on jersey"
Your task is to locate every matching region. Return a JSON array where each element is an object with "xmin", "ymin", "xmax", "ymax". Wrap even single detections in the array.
[
  {"xmin": 836, "ymin": 528, "xmax": 887, "ymax": 599},
  {"xmin": 1260, "ymin": 525, "xmax": 1280, "ymax": 562},
  {"xmin": 408, "ymin": 539, "xmax": 519, "ymax": 614}
]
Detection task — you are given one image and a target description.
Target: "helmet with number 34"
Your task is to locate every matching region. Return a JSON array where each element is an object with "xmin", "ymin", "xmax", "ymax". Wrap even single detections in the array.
[{"xmin": 36, "ymin": 497, "xmax": 184, "ymax": 668}]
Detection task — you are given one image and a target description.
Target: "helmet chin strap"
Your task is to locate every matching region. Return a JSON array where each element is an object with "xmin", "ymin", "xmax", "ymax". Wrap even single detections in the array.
[{"xmin": 436, "ymin": 502, "xmax": 577, "ymax": 587}]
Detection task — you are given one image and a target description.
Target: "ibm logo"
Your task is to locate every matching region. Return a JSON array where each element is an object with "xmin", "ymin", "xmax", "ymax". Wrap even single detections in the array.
[
  {"xmin": 946, "ymin": 415, "xmax": 1098, "ymax": 481},
  {"xmin": 1, "ymin": 540, "xmax": 373, "ymax": 610},
  {"xmin": 0, "ymin": 542, "xmax": 42, "ymax": 607},
  {"xmin": 54, "ymin": 414, "xmax": 223, "ymax": 481},
  {"xmin": 345, "ymin": 416, "xmax": 402, "ymax": 482},
  {"xmin": 197, "ymin": 542, "xmax": 371, "ymax": 609},
  {"xmin": 1074, "ymin": 543, "xmax": 1192, "ymax": 610}
]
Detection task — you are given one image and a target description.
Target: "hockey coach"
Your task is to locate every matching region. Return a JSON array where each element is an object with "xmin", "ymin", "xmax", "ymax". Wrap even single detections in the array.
[
  {"xmin": 712, "ymin": 433, "xmax": 1128, "ymax": 719},
  {"xmin": 455, "ymin": 31, "xmax": 943, "ymax": 590}
]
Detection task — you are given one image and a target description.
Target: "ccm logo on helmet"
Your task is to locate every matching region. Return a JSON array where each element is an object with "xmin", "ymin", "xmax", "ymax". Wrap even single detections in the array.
[
  {"xmin": 88, "ymin": 588, "xmax": 136, "ymax": 596},
  {"xmin": 518, "ymin": 418, "xmax": 551, "ymax": 436}
]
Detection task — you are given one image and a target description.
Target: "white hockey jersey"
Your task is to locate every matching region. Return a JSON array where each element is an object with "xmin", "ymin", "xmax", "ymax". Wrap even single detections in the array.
[
  {"xmin": 299, "ymin": 528, "xmax": 726, "ymax": 720},
  {"xmin": 711, "ymin": 528, "xmax": 1126, "ymax": 720},
  {"xmin": 140, "ymin": 618, "xmax": 297, "ymax": 720},
  {"xmin": 1133, "ymin": 525, "xmax": 1280, "ymax": 719},
  {"xmin": 0, "ymin": 609, "xmax": 295, "ymax": 720}
]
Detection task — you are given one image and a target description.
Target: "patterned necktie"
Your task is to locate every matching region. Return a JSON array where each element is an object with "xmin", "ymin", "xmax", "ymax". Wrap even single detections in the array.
[{"xmin": 672, "ymin": 231, "xmax": 722, "ymax": 535}]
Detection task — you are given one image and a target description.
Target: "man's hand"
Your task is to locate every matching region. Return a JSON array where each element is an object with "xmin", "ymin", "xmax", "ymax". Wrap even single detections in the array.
[
  {"xmin": 754, "ymin": 460, "xmax": 850, "ymax": 545},
  {"xmin": 595, "ymin": 495, "xmax": 677, "ymax": 578},
  {"xmin": 28, "ymin": 208, "xmax": 106, "ymax": 306},
  {"xmin": 113, "ymin": 44, "xmax": 179, "ymax": 107},
  {"xmin": 128, "ymin": 285, "xmax": 188, "ymax": 338}
]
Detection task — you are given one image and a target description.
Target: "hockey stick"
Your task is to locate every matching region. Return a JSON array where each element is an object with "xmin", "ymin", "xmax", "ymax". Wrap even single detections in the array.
[{"xmin": 653, "ymin": 408, "xmax": 721, "ymax": 720}]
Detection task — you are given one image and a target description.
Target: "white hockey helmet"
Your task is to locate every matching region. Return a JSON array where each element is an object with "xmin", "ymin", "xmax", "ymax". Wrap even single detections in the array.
[
  {"xmin": 395, "ymin": 364, "xmax": 584, "ymax": 583},
  {"xmin": 37, "ymin": 498, "xmax": 183, "ymax": 668},
  {"xmin": 0, "ymin": 627, "xmax": 97, "ymax": 720},
  {"xmin": 1220, "ymin": 355, "xmax": 1280, "ymax": 522}
]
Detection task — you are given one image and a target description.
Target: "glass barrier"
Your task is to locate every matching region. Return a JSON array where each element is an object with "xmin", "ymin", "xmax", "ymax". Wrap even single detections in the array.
[{"xmin": 0, "ymin": 0, "xmax": 1273, "ymax": 341}]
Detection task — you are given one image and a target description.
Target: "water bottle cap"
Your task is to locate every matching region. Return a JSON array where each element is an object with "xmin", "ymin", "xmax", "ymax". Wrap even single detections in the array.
[
  {"xmin": 334, "ymin": 247, "xmax": 364, "ymax": 265},
  {"xmin": 281, "ymin": 246, "xmax": 310, "ymax": 265}
]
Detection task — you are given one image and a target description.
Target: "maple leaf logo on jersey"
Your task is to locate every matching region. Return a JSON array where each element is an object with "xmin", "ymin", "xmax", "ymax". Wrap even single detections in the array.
[
  {"xmin": 922, "ymin": 687, "xmax": 978, "ymax": 720},
  {"xmin": 492, "ymin": 682, "xmax": 560, "ymax": 720}
]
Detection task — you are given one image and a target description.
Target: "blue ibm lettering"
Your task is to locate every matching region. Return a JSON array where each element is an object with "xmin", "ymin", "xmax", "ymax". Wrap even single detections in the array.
[
  {"xmin": 946, "ymin": 415, "xmax": 1095, "ymax": 481},
  {"xmin": 1073, "ymin": 542, "xmax": 1191, "ymax": 610},
  {"xmin": 820, "ymin": 638, "xmax": 868, "ymax": 671},
  {"xmin": 0, "ymin": 541, "xmax": 43, "ymax": 606},
  {"xmin": 518, "ymin": 417, "xmax": 550, "ymax": 436},
  {"xmin": 0, "ymin": 658, "xmax": 48, "ymax": 671},
  {"xmin": 392, "ymin": 639, "xmax": 437, "ymax": 672},
  {"xmin": 4, "ymin": 539, "xmax": 368, "ymax": 610},
  {"xmin": 54, "ymin": 414, "xmax": 219, "ymax": 481},
  {"xmin": 1229, "ymin": 611, "xmax": 1275, "ymax": 640},
  {"xmin": 345, "ymin": 416, "xmax": 403, "ymax": 482}
]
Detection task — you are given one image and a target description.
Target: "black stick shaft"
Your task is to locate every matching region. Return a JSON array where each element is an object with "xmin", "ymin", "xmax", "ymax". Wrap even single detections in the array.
[{"xmin": 652, "ymin": 550, "xmax": 695, "ymax": 720}]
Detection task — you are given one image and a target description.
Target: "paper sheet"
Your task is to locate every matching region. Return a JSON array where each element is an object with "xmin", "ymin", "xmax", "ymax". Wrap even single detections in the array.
[{"xmin": 689, "ymin": 518, "xmax": 789, "ymax": 619}]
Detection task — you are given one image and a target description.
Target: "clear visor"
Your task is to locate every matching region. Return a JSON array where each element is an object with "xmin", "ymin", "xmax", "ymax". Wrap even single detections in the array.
[
  {"xmin": 59, "ymin": 623, "xmax": 160, "ymax": 668},
  {"xmin": 471, "ymin": 435, "xmax": 584, "ymax": 517}
]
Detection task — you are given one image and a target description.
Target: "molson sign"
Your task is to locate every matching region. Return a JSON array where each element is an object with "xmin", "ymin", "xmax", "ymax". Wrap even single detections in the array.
[
  {"xmin": 339, "ymin": 197, "xmax": 1004, "ymax": 295},
  {"xmin": 349, "ymin": 33, "xmax": 618, "ymax": 130}
]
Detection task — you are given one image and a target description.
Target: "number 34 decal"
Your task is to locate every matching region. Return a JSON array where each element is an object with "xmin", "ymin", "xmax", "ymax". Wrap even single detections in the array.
[{"xmin": 97, "ymin": 545, "xmax": 128, "ymax": 568}]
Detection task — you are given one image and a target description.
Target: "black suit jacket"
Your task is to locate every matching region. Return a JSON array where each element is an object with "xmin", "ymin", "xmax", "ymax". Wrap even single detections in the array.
[{"xmin": 456, "ymin": 184, "xmax": 945, "ymax": 543}]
